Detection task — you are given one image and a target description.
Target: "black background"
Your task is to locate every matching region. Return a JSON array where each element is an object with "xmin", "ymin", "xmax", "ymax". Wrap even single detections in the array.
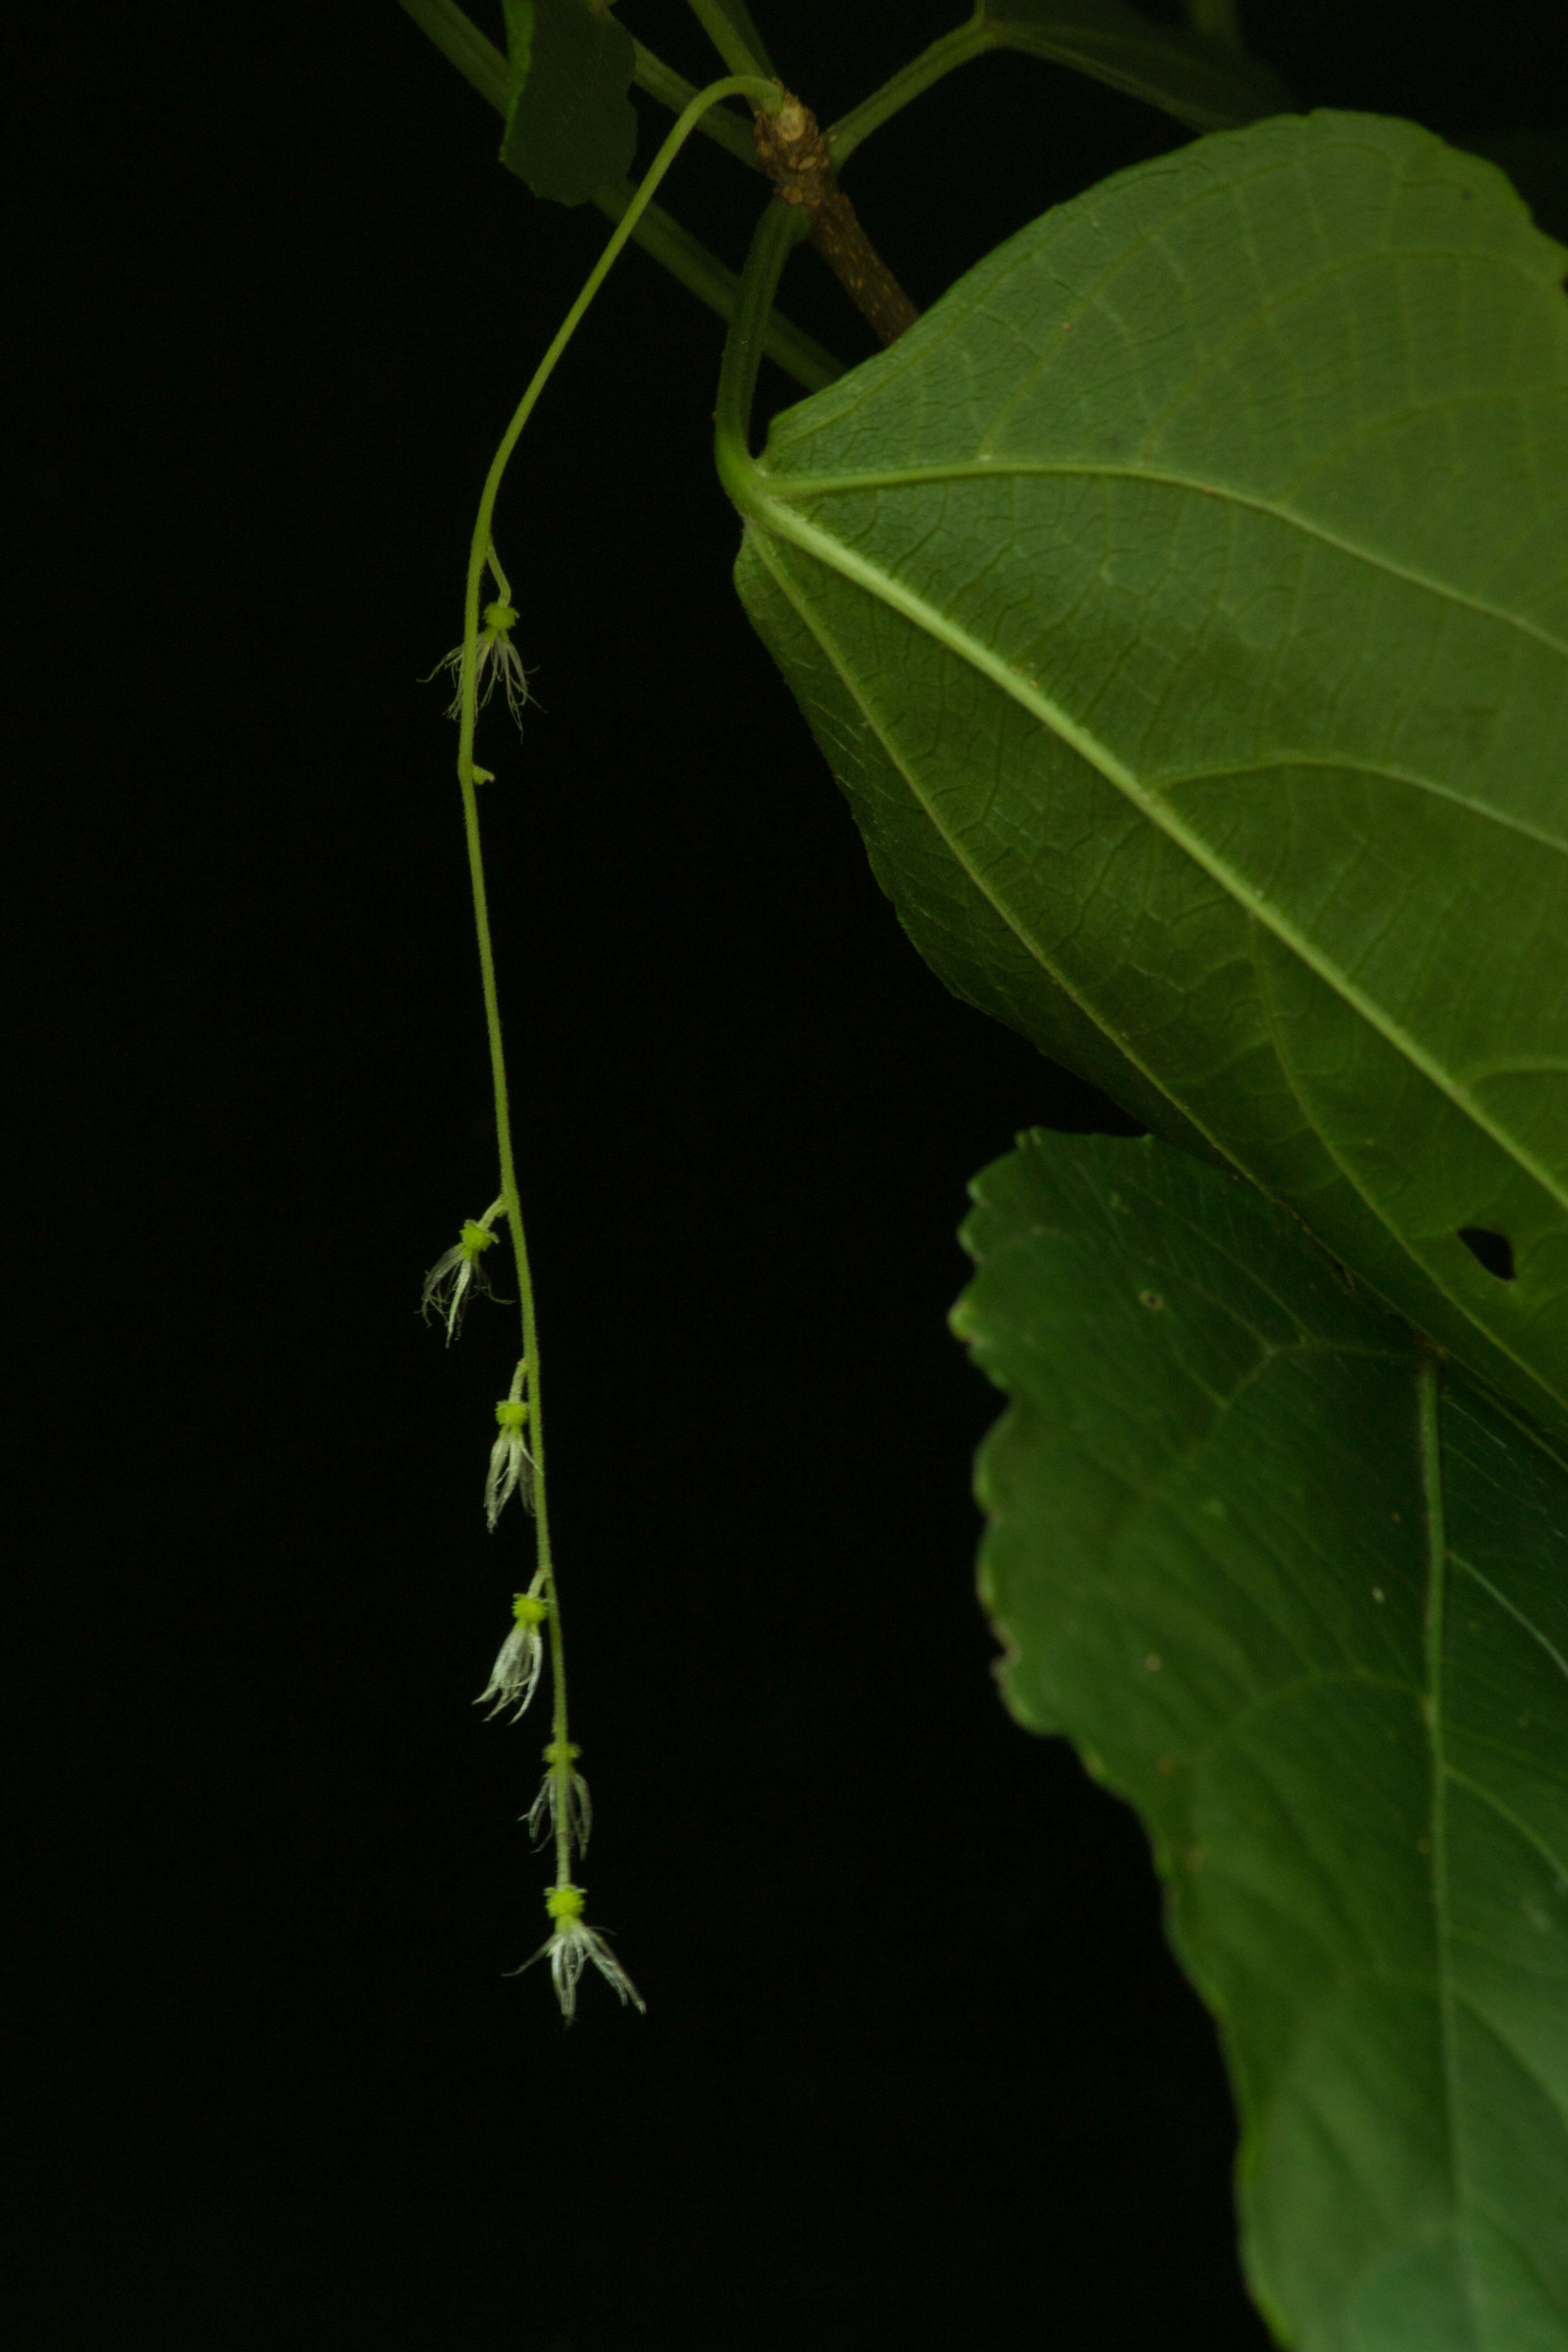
[{"xmin": 12, "ymin": 5, "xmax": 1566, "ymax": 2347}]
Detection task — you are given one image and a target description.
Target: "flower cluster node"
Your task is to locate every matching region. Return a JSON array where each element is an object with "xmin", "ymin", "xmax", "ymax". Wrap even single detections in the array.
[
  {"xmin": 529, "ymin": 1742, "xmax": 592, "ymax": 1859},
  {"xmin": 485, "ymin": 1362, "xmax": 536, "ymax": 1527},
  {"xmin": 420, "ymin": 1196, "xmax": 507, "ymax": 1343},
  {"xmin": 426, "ymin": 593, "xmax": 534, "ymax": 736},
  {"xmin": 525, "ymin": 1884, "xmax": 644, "ymax": 2023},
  {"xmin": 475, "ymin": 1573, "xmax": 548, "ymax": 1723}
]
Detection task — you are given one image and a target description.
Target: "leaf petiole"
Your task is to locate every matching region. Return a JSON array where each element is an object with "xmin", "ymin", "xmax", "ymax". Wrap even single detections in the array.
[
  {"xmin": 714, "ymin": 196, "xmax": 813, "ymax": 505},
  {"xmin": 827, "ymin": 0, "xmax": 1286, "ymax": 165},
  {"xmin": 827, "ymin": 7, "xmax": 989, "ymax": 167},
  {"xmin": 593, "ymin": 176, "xmax": 842, "ymax": 393}
]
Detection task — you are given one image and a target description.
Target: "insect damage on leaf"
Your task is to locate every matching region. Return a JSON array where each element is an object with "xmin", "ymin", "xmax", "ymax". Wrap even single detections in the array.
[{"xmin": 956, "ymin": 1127, "xmax": 1568, "ymax": 2352}]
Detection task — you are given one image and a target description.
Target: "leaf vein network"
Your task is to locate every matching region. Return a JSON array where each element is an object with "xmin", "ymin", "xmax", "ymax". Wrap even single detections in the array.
[
  {"xmin": 750, "ymin": 496, "xmax": 1568, "ymax": 1218},
  {"xmin": 759, "ymin": 464, "xmax": 1568, "ymax": 661}
]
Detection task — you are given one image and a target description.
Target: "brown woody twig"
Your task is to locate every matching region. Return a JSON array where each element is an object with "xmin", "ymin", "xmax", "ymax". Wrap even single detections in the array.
[{"xmin": 754, "ymin": 96, "xmax": 918, "ymax": 346}]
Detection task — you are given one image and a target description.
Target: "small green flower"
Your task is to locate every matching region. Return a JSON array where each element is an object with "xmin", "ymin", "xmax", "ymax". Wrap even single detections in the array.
[
  {"xmin": 426, "ymin": 597, "xmax": 534, "ymax": 734},
  {"xmin": 421, "ymin": 1198, "xmax": 505, "ymax": 1343},
  {"xmin": 485, "ymin": 1362, "xmax": 535, "ymax": 1527},
  {"xmin": 527, "ymin": 1739, "xmax": 592, "ymax": 1858},
  {"xmin": 524, "ymin": 1883, "xmax": 644, "ymax": 2022},
  {"xmin": 476, "ymin": 1585, "xmax": 549, "ymax": 1722}
]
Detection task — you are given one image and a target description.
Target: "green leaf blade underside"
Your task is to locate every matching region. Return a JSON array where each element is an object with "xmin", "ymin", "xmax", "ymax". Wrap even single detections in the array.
[
  {"xmin": 500, "ymin": 0, "xmax": 636, "ymax": 206},
  {"xmin": 982, "ymin": 0, "xmax": 1289, "ymax": 133},
  {"xmin": 731, "ymin": 111, "xmax": 1568, "ymax": 1440},
  {"xmin": 955, "ymin": 1128, "xmax": 1568, "ymax": 2352}
]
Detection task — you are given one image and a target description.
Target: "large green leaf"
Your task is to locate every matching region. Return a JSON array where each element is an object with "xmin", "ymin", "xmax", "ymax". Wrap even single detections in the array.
[
  {"xmin": 1457, "ymin": 128, "xmax": 1568, "ymax": 245},
  {"xmin": 954, "ymin": 1127, "xmax": 1568, "ymax": 2352},
  {"xmin": 982, "ymin": 0, "xmax": 1288, "ymax": 132},
  {"xmin": 500, "ymin": 0, "xmax": 636, "ymax": 207},
  {"xmin": 729, "ymin": 111, "xmax": 1568, "ymax": 1441}
]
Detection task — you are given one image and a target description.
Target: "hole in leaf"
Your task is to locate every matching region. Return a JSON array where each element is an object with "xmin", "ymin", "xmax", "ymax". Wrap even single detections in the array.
[{"xmin": 1458, "ymin": 1227, "xmax": 1516, "ymax": 1282}]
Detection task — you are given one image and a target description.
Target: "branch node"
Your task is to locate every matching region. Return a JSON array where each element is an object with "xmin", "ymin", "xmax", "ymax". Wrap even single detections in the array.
[{"xmin": 753, "ymin": 93, "xmax": 918, "ymax": 347}]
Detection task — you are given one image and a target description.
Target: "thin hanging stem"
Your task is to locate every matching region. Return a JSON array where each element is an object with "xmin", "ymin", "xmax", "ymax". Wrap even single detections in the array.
[
  {"xmin": 592, "ymin": 176, "xmax": 841, "ymax": 393},
  {"xmin": 451, "ymin": 74, "xmax": 782, "ymax": 1892}
]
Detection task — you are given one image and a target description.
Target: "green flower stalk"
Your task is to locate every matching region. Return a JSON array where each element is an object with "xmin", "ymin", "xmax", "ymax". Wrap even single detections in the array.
[{"xmin": 431, "ymin": 70, "xmax": 787, "ymax": 2018}]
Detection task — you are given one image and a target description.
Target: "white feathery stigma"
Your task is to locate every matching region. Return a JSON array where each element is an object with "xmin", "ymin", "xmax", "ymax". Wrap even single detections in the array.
[
  {"xmin": 426, "ymin": 595, "xmax": 534, "ymax": 736},
  {"xmin": 476, "ymin": 1582, "xmax": 549, "ymax": 1723},
  {"xmin": 421, "ymin": 1196, "xmax": 505, "ymax": 1343},
  {"xmin": 485, "ymin": 1359, "xmax": 535, "ymax": 1528},
  {"xmin": 527, "ymin": 1740, "xmax": 592, "ymax": 1859},
  {"xmin": 523, "ymin": 1884, "xmax": 644, "ymax": 2024}
]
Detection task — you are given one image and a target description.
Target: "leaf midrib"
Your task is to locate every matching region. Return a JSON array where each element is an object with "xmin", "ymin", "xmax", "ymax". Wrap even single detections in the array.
[
  {"xmin": 752, "ymin": 459, "xmax": 1568, "ymax": 662},
  {"xmin": 744, "ymin": 486, "xmax": 1568, "ymax": 1221},
  {"xmin": 753, "ymin": 520, "xmax": 1568, "ymax": 1433},
  {"xmin": 745, "ymin": 526, "xmax": 1242, "ymax": 1175}
]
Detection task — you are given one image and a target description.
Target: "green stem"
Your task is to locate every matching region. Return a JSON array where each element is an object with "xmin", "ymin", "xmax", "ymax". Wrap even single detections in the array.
[
  {"xmin": 397, "ymin": 0, "xmax": 756, "ymax": 161},
  {"xmin": 704, "ymin": 0, "xmax": 777, "ymax": 79},
  {"xmin": 593, "ymin": 178, "xmax": 841, "ymax": 394},
  {"xmin": 627, "ymin": 42, "xmax": 760, "ymax": 169},
  {"xmin": 827, "ymin": 5, "xmax": 986, "ymax": 166},
  {"xmin": 683, "ymin": 0, "xmax": 771, "ymax": 81},
  {"xmin": 394, "ymin": 0, "xmax": 841, "ymax": 394},
  {"xmin": 453, "ymin": 74, "xmax": 780, "ymax": 1891},
  {"xmin": 396, "ymin": 0, "xmax": 509, "ymax": 103},
  {"xmin": 714, "ymin": 196, "xmax": 812, "ymax": 506},
  {"xmin": 828, "ymin": 1, "xmax": 1275, "ymax": 157}
]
